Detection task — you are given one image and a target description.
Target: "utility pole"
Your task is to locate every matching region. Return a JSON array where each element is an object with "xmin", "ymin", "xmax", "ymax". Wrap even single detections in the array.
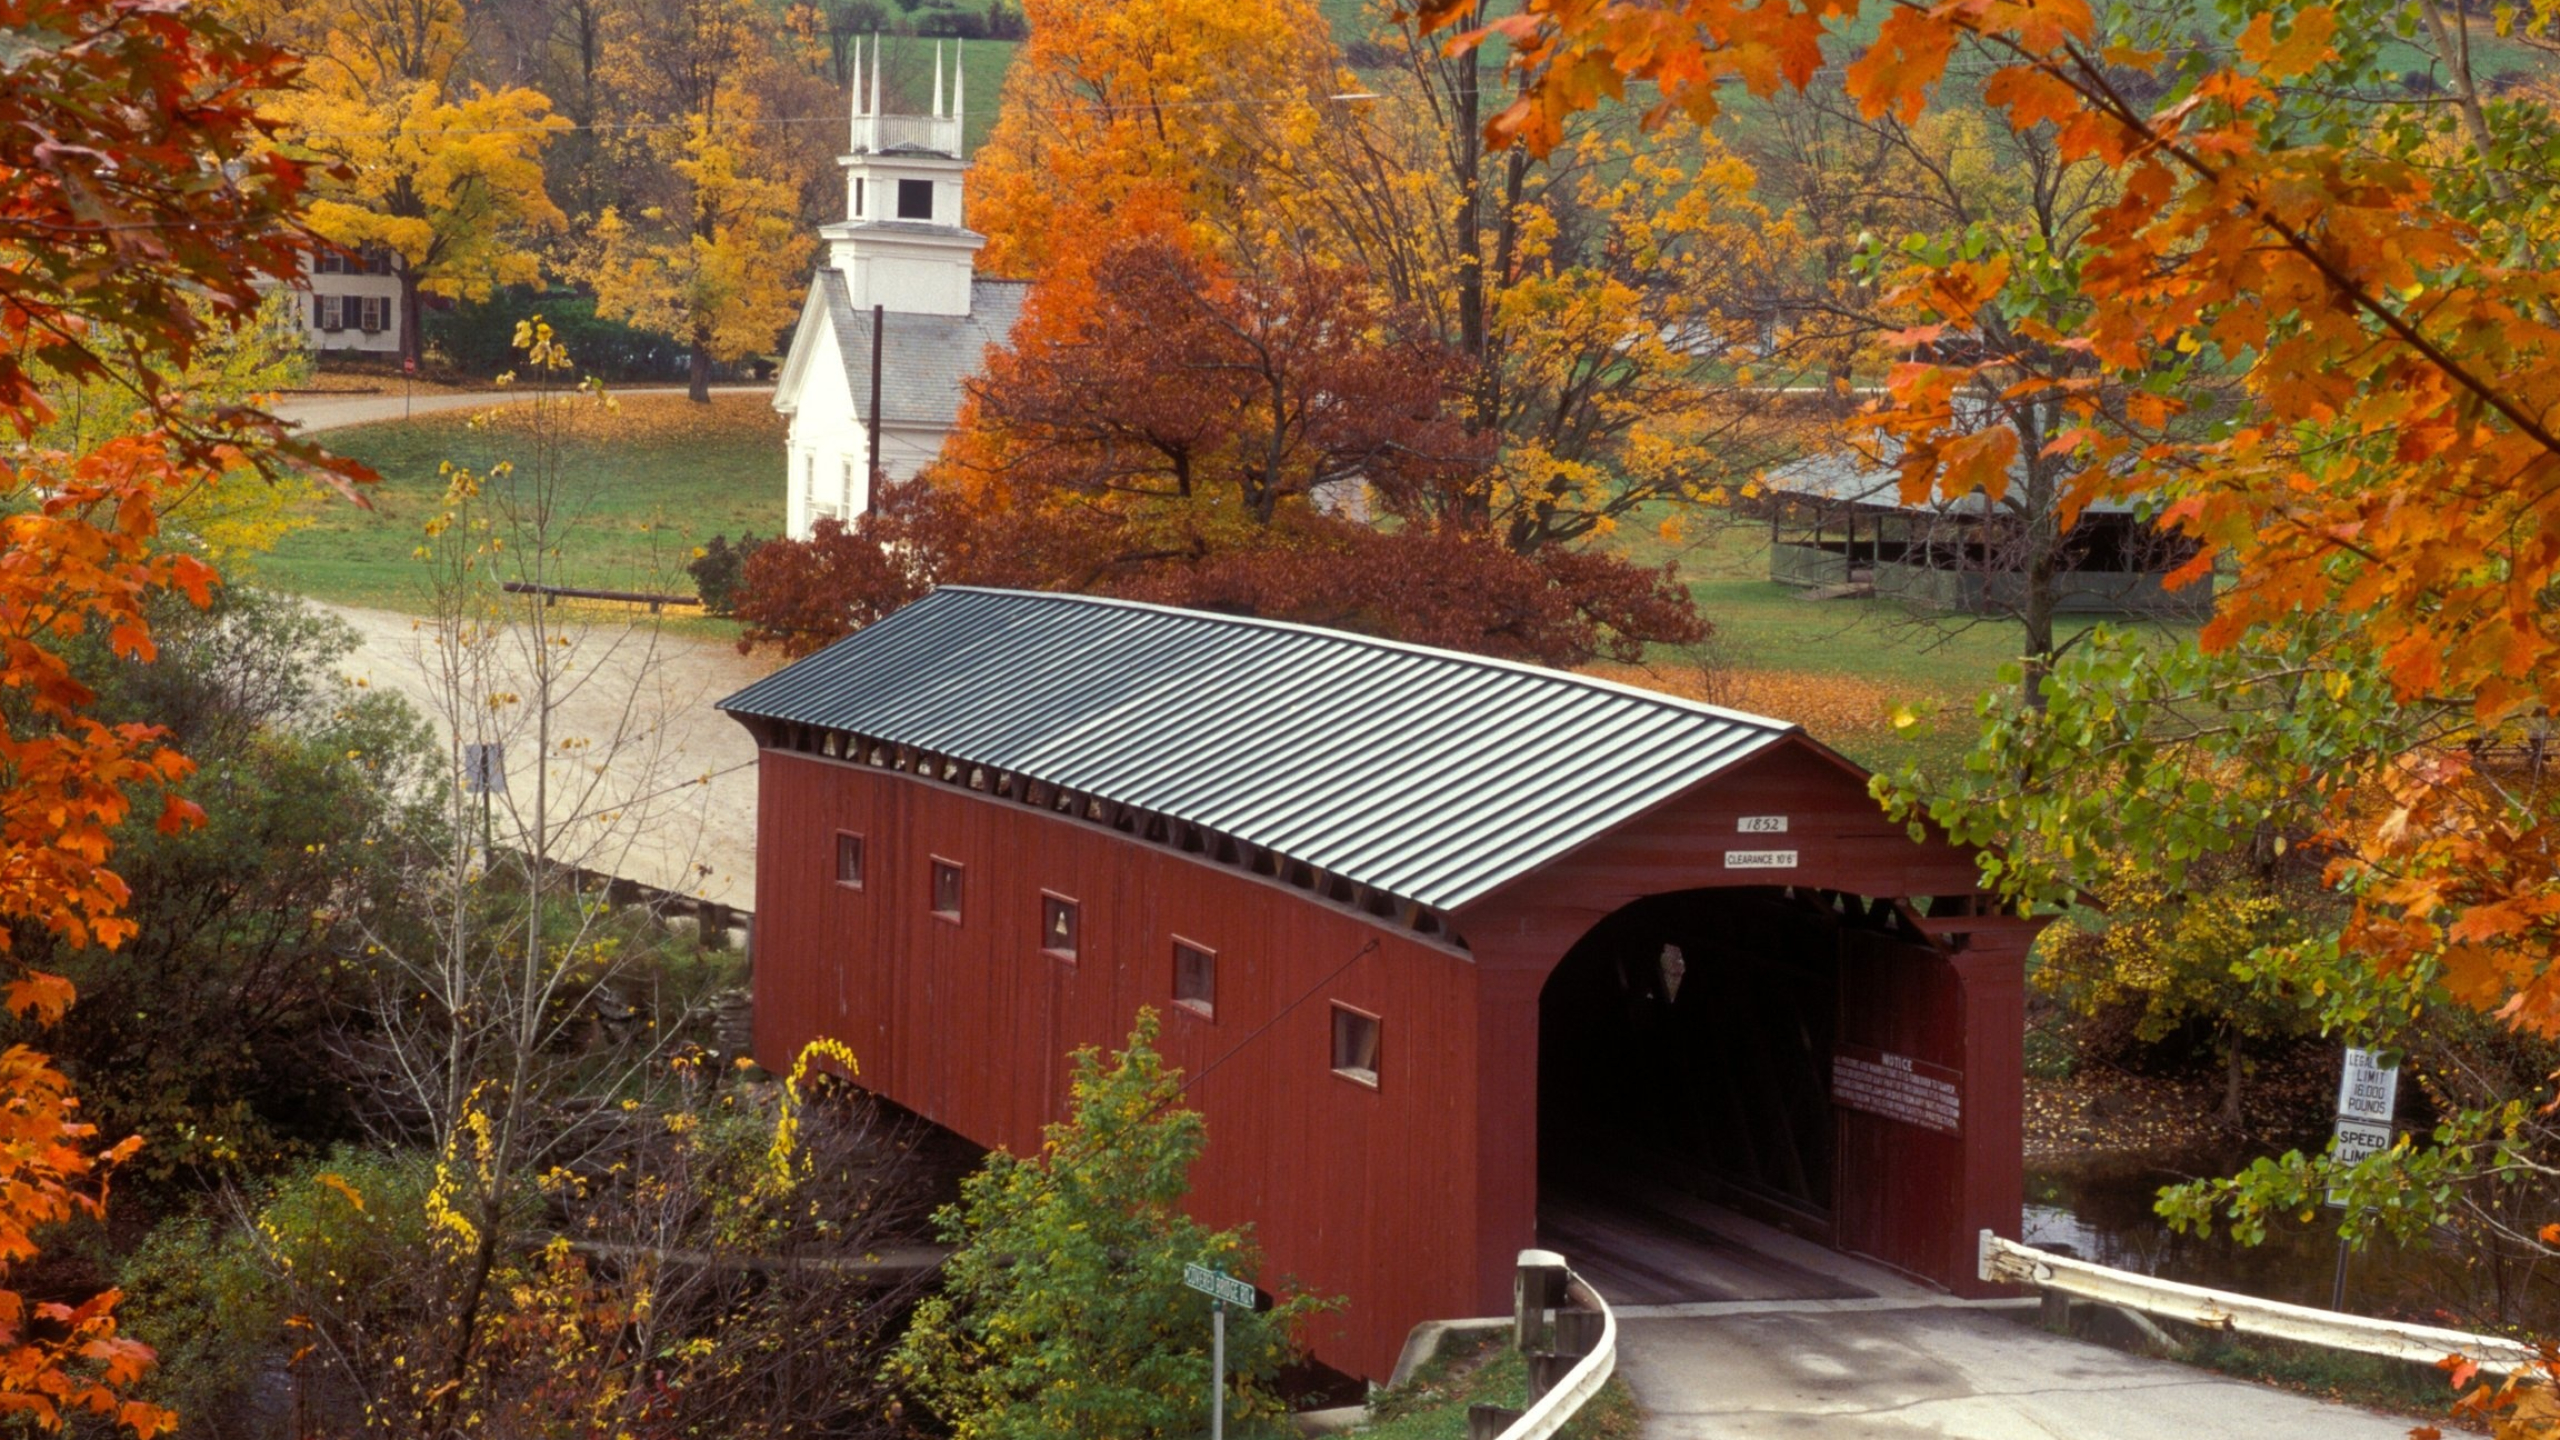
[{"xmin": 867, "ymin": 302, "xmax": 885, "ymax": 507}]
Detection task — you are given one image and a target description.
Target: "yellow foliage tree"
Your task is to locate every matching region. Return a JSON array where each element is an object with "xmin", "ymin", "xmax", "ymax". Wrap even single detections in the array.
[
  {"xmin": 586, "ymin": 0, "xmax": 815, "ymax": 401},
  {"xmin": 33, "ymin": 291, "xmax": 323, "ymax": 563},
  {"xmin": 246, "ymin": 0, "xmax": 570, "ymax": 368},
  {"xmin": 1263, "ymin": 15, "xmax": 1802, "ymax": 557},
  {"xmin": 966, "ymin": 0, "xmax": 1341, "ymax": 279}
]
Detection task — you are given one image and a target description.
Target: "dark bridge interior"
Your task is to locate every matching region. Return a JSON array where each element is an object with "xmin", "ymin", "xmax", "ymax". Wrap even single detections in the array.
[{"xmin": 1536, "ymin": 886, "xmax": 1881, "ymax": 1305}]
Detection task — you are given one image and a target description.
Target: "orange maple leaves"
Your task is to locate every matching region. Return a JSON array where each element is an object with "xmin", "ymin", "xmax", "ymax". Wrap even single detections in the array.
[
  {"xmin": 0, "ymin": 0, "xmax": 350, "ymax": 1431},
  {"xmin": 1418, "ymin": 0, "xmax": 2560, "ymax": 1036}
]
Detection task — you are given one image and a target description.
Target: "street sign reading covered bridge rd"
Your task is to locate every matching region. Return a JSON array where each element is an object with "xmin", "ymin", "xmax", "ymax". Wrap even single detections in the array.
[{"xmin": 1184, "ymin": 1264, "xmax": 1256, "ymax": 1309}]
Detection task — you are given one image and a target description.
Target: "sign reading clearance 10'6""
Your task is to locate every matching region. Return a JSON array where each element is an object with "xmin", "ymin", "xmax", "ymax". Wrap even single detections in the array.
[{"xmin": 1726, "ymin": 815, "xmax": 1795, "ymax": 870}]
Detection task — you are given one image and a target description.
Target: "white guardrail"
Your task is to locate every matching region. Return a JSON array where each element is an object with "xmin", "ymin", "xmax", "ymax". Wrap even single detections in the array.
[
  {"xmin": 1490, "ymin": 1252, "xmax": 1618, "ymax": 1440},
  {"xmin": 1980, "ymin": 1230, "xmax": 2541, "ymax": 1374}
]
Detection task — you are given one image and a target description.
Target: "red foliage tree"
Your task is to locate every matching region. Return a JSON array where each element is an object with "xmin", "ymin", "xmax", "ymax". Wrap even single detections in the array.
[
  {"xmin": 738, "ymin": 238, "xmax": 1703, "ymax": 665},
  {"xmin": 0, "ymin": 2, "xmax": 345, "ymax": 1430}
]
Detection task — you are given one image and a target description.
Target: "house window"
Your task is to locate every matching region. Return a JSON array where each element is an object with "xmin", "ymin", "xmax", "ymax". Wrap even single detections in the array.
[
  {"xmin": 316, "ymin": 294, "xmax": 345, "ymax": 331},
  {"xmin": 834, "ymin": 831, "xmax": 864, "ymax": 889},
  {"xmin": 930, "ymin": 858, "xmax": 964, "ymax": 922},
  {"xmin": 1173, "ymin": 940, "xmax": 1215, "ymax": 1018},
  {"xmin": 1330, "ymin": 1004, "xmax": 1380, "ymax": 1088},
  {"xmin": 841, "ymin": 456, "xmax": 857, "ymax": 503},
  {"xmin": 1041, "ymin": 893, "xmax": 1078, "ymax": 959},
  {"xmin": 362, "ymin": 245, "xmax": 396, "ymax": 276},
  {"xmin": 897, "ymin": 178, "xmax": 933, "ymax": 220},
  {"xmin": 358, "ymin": 295, "xmax": 390, "ymax": 333},
  {"xmin": 315, "ymin": 249, "xmax": 351, "ymax": 276},
  {"xmin": 854, "ymin": 177, "xmax": 865, "ymax": 217}
]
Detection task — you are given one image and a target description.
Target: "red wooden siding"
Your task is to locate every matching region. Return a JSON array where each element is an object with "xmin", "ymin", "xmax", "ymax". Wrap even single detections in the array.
[
  {"xmin": 751, "ymin": 749, "xmax": 1486, "ymax": 1380},
  {"xmin": 748, "ymin": 731, "xmax": 2027, "ymax": 1381}
]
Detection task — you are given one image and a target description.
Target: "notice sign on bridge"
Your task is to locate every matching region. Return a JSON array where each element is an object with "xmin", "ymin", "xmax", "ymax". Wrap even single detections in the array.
[
  {"xmin": 1184, "ymin": 1264, "xmax": 1255, "ymax": 1309},
  {"xmin": 1832, "ymin": 1045, "xmax": 1962, "ymax": 1136}
]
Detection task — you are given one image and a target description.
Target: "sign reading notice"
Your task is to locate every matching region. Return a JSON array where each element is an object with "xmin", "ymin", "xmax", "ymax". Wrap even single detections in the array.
[
  {"xmin": 2336, "ymin": 1047, "xmax": 2399, "ymax": 1124},
  {"xmin": 1831, "ymin": 1046, "xmax": 1962, "ymax": 1135},
  {"xmin": 1183, "ymin": 1264, "xmax": 1255, "ymax": 1309},
  {"xmin": 1724, "ymin": 850, "xmax": 1798, "ymax": 870}
]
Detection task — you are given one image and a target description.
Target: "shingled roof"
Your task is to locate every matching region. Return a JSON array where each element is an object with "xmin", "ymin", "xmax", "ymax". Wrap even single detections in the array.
[
  {"xmin": 717, "ymin": 588, "xmax": 1798, "ymax": 914},
  {"xmin": 813, "ymin": 269, "xmax": 1028, "ymax": 427},
  {"xmin": 1762, "ymin": 446, "xmax": 2141, "ymax": 516}
]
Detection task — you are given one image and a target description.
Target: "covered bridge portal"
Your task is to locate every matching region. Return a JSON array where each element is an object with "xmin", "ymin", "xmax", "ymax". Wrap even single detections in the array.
[{"xmin": 719, "ymin": 589, "xmax": 2029, "ymax": 1381}]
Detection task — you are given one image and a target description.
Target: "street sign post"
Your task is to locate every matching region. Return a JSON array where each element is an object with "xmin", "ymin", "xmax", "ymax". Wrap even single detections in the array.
[
  {"xmin": 463, "ymin": 743, "xmax": 507, "ymax": 794},
  {"xmin": 2324, "ymin": 1048, "xmax": 2401, "ymax": 1310},
  {"xmin": 1184, "ymin": 1264, "xmax": 1257, "ymax": 1440},
  {"xmin": 463, "ymin": 743, "xmax": 506, "ymax": 854}
]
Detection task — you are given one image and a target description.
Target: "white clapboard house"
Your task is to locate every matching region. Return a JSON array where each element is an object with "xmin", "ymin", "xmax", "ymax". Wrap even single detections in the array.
[
  {"xmin": 773, "ymin": 41, "xmax": 1027, "ymax": 539},
  {"xmin": 299, "ymin": 244, "xmax": 404, "ymax": 356}
]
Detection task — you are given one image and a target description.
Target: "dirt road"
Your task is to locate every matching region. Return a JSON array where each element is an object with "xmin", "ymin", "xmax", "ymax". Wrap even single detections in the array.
[{"xmin": 323, "ymin": 601, "xmax": 773, "ymax": 908}]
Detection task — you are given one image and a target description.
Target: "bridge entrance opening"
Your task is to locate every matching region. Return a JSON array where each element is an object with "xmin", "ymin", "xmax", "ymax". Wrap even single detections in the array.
[{"xmin": 1536, "ymin": 885, "xmax": 1952, "ymax": 1305}]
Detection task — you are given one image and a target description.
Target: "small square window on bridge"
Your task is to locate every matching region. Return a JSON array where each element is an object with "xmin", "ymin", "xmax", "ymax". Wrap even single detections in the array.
[
  {"xmin": 1042, "ymin": 893, "xmax": 1079, "ymax": 959},
  {"xmin": 1174, "ymin": 940, "xmax": 1215, "ymax": 1018},
  {"xmin": 1331, "ymin": 1004, "xmax": 1380, "ymax": 1089}
]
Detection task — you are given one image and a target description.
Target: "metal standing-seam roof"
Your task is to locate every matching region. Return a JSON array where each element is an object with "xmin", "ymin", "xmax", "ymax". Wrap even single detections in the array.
[
  {"xmin": 715, "ymin": 588, "xmax": 1800, "ymax": 914},
  {"xmin": 814, "ymin": 270, "xmax": 1028, "ymax": 427}
]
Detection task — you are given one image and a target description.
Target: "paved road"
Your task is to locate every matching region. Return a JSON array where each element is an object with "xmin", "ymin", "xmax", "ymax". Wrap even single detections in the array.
[
  {"xmin": 274, "ymin": 384, "xmax": 772, "ymax": 433},
  {"xmin": 1562, "ymin": 1192, "xmax": 2417, "ymax": 1438},
  {"xmin": 321, "ymin": 600, "xmax": 771, "ymax": 909},
  {"xmin": 1615, "ymin": 1299, "xmax": 2414, "ymax": 1438}
]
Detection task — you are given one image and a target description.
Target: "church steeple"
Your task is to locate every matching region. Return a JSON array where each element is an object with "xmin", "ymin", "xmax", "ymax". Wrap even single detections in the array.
[{"xmin": 827, "ymin": 37, "xmax": 983, "ymax": 317}]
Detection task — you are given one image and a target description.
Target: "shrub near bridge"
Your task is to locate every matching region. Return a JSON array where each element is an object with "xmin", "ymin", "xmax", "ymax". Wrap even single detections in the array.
[{"xmin": 892, "ymin": 1011, "xmax": 1332, "ymax": 1440}]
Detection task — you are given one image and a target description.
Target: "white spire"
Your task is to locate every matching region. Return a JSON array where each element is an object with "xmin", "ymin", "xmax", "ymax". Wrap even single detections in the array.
[
  {"xmin": 933, "ymin": 42, "xmax": 946, "ymax": 117},
  {"xmin": 954, "ymin": 39, "xmax": 965, "ymax": 145},
  {"xmin": 850, "ymin": 34, "xmax": 864, "ymax": 117},
  {"xmin": 868, "ymin": 33, "xmax": 882, "ymax": 119}
]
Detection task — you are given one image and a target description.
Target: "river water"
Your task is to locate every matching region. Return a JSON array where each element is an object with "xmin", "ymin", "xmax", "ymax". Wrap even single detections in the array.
[{"xmin": 2024, "ymin": 1148, "xmax": 2552, "ymax": 1331}]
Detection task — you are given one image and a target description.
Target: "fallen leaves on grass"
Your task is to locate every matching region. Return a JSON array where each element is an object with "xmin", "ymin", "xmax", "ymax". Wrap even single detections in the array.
[
  {"xmin": 1583, "ymin": 661, "xmax": 1907, "ymax": 741},
  {"xmin": 468, "ymin": 391, "xmax": 788, "ymax": 446},
  {"xmin": 2025, "ymin": 1048, "xmax": 2335, "ymax": 1160}
]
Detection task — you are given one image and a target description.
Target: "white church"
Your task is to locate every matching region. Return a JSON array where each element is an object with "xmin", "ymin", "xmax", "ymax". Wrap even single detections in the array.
[{"xmin": 773, "ymin": 40, "xmax": 1027, "ymax": 539}]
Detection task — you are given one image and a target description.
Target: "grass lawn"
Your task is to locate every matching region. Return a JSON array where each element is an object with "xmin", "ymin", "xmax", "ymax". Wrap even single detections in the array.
[
  {"xmin": 258, "ymin": 393, "xmax": 788, "ymax": 616},
  {"xmin": 1594, "ymin": 515, "xmax": 2199, "ymax": 774},
  {"xmin": 1352, "ymin": 1329, "xmax": 1641, "ymax": 1440}
]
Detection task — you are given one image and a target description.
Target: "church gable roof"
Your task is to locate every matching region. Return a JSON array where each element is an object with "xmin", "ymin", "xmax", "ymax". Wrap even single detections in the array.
[{"xmin": 814, "ymin": 270, "xmax": 1028, "ymax": 429}]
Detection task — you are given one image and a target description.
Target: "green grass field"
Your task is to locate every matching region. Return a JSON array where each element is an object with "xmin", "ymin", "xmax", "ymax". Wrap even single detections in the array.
[
  {"xmin": 1602, "ymin": 516, "xmax": 2198, "ymax": 772},
  {"xmin": 258, "ymin": 394, "xmax": 788, "ymax": 615}
]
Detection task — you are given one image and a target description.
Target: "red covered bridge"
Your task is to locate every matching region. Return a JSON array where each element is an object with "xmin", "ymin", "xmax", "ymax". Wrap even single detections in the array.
[{"xmin": 717, "ymin": 588, "xmax": 2029, "ymax": 1381}]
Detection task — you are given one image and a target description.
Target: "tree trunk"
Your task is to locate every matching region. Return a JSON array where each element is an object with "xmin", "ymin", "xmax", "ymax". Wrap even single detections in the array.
[
  {"xmin": 400, "ymin": 270, "xmax": 425, "ymax": 373},
  {"xmin": 688, "ymin": 330, "xmax": 713, "ymax": 404},
  {"xmin": 2220, "ymin": 1030, "xmax": 2246, "ymax": 1132}
]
